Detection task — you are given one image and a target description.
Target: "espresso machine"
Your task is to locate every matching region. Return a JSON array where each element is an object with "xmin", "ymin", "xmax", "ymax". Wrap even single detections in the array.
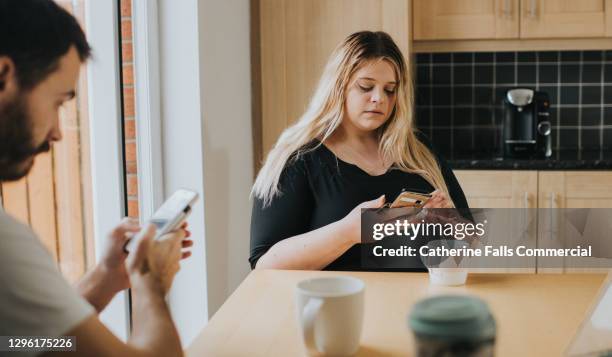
[{"xmin": 502, "ymin": 88, "xmax": 552, "ymax": 159}]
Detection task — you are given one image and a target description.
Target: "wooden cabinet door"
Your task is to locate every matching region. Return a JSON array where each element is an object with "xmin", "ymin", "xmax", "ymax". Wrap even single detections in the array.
[
  {"xmin": 454, "ymin": 170, "xmax": 537, "ymax": 208},
  {"xmin": 453, "ymin": 170, "xmax": 538, "ymax": 273},
  {"xmin": 413, "ymin": 0, "xmax": 519, "ymax": 40},
  {"xmin": 537, "ymin": 171, "xmax": 612, "ymax": 273},
  {"xmin": 257, "ymin": 0, "xmax": 411, "ymax": 167},
  {"xmin": 520, "ymin": 0, "xmax": 612, "ymax": 38}
]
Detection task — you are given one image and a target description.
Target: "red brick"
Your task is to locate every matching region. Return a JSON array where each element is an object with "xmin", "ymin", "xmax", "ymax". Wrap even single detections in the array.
[
  {"xmin": 122, "ymin": 64, "xmax": 133, "ymax": 86},
  {"xmin": 126, "ymin": 161, "xmax": 138, "ymax": 174},
  {"xmin": 123, "ymin": 87, "xmax": 135, "ymax": 117},
  {"xmin": 121, "ymin": 19, "xmax": 132, "ymax": 41},
  {"xmin": 127, "ymin": 174, "xmax": 138, "ymax": 196},
  {"xmin": 125, "ymin": 141, "xmax": 137, "ymax": 162},
  {"xmin": 124, "ymin": 119, "xmax": 136, "ymax": 139},
  {"xmin": 120, "ymin": 0, "xmax": 131, "ymax": 17},
  {"xmin": 127, "ymin": 199, "xmax": 139, "ymax": 218},
  {"xmin": 121, "ymin": 42, "xmax": 133, "ymax": 62}
]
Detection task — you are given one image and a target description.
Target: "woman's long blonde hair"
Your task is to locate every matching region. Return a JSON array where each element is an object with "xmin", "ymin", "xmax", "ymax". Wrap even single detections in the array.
[{"xmin": 252, "ymin": 31, "xmax": 452, "ymax": 207}]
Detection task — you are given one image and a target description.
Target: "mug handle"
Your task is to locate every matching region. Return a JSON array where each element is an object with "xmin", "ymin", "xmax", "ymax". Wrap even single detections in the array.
[{"xmin": 301, "ymin": 297, "xmax": 324, "ymax": 355}]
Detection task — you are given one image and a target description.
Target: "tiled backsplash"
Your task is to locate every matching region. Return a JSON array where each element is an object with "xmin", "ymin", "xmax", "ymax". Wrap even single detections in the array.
[{"xmin": 414, "ymin": 51, "xmax": 612, "ymax": 158}]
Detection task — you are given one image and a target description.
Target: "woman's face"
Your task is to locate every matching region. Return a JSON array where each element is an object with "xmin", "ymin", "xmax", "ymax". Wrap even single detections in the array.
[{"xmin": 343, "ymin": 59, "xmax": 397, "ymax": 135}]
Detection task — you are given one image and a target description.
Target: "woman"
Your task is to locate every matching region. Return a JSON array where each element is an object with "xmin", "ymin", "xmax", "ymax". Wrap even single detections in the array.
[{"xmin": 250, "ymin": 31, "xmax": 469, "ymax": 270}]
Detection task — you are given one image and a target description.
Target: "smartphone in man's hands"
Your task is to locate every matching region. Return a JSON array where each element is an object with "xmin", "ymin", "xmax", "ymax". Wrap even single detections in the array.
[{"xmin": 124, "ymin": 189, "xmax": 199, "ymax": 253}]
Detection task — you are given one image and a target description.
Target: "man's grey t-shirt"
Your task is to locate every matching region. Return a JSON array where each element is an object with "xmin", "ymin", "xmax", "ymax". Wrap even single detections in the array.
[{"xmin": 0, "ymin": 208, "xmax": 94, "ymax": 352}]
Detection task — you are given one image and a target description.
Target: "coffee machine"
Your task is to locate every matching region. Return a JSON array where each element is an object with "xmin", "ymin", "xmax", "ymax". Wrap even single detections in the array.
[{"xmin": 502, "ymin": 88, "xmax": 552, "ymax": 159}]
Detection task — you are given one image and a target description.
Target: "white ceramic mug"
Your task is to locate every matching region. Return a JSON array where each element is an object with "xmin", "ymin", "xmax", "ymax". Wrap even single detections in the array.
[{"xmin": 295, "ymin": 276, "xmax": 365, "ymax": 356}]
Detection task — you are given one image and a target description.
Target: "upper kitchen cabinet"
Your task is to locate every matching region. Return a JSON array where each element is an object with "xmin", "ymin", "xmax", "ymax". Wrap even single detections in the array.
[
  {"xmin": 520, "ymin": 0, "xmax": 612, "ymax": 38},
  {"xmin": 254, "ymin": 0, "xmax": 411, "ymax": 167},
  {"xmin": 413, "ymin": 0, "xmax": 519, "ymax": 40}
]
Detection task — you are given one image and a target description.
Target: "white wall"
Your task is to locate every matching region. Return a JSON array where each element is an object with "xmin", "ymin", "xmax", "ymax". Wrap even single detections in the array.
[
  {"xmin": 157, "ymin": 0, "xmax": 253, "ymax": 345},
  {"xmin": 198, "ymin": 0, "xmax": 254, "ymax": 316}
]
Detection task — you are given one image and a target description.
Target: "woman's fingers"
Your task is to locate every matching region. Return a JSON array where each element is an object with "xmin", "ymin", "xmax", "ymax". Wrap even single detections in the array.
[{"xmin": 181, "ymin": 239, "xmax": 194, "ymax": 248}]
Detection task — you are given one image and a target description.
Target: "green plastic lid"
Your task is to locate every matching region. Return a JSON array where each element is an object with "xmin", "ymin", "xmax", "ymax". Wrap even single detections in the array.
[{"xmin": 408, "ymin": 295, "xmax": 496, "ymax": 341}]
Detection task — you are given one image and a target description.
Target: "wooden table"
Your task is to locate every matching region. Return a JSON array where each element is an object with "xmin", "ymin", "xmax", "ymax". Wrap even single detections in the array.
[{"xmin": 187, "ymin": 270, "xmax": 607, "ymax": 356}]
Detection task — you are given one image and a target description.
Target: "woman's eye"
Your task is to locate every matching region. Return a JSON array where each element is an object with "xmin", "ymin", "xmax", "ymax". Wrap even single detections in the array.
[
  {"xmin": 385, "ymin": 88, "xmax": 396, "ymax": 95},
  {"xmin": 359, "ymin": 85, "xmax": 373, "ymax": 92}
]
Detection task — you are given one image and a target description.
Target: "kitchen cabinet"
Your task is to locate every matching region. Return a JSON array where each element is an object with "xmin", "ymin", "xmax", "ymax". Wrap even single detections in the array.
[
  {"xmin": 413, "ymin": 0, "xmax": 519, "ymax": 40},
  {"xmin": 455, "ymin": 170, "xmax": 612, "ymax": 273},
  {"xmin": 520, "ymin": 0, "xmax": 612, "ymax": 39},
  {"xmin": 413, "ymin": 0, "xmax": 612, "ymax": 52},
  {"xmin": 254, "ymin": 0, "xmax": 411, "ymax": 169}
]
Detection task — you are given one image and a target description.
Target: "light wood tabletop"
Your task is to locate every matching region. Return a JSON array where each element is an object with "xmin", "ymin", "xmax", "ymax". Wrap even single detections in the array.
[{"xmin": 187, "ymin": 270, "xmax": 607, "ymax": 357}]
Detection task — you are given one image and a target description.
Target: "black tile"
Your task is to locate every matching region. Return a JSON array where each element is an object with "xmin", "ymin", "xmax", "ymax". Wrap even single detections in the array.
[
  {"xmin": 432, "ymin": 87, "xmax": 452, "ymax": 106},
  {"xmin": 431, "ymin": 129, "xmax": 452, "ymax": 155},
  {"xmin": 416, "ymin": 53, "xmax": 430, "ymax": 64},
  {"xmin": 517, "ymin": 64, "xmax": 536, "ymax": 84},
  {"xmin": 432, "ymin": 53, "xmax": 452, "ymax": 63},
  {"xmin": 604, "ymin": 108, "xmax": 612, "ymax": 126},
  {"xmin": 453, "ymin": 87, "xmax": 472, "ymax": 105},
  {"xmin": 415, "ymin": 107, "xmax": 431, "ymax": 128},
  {"xmin": 472, "ymin": 128, "xmax": 498, "ymax": 151},
  {"xmin": 496, "ymin": 52, "xmax": 515, "ymax": 63},
  {"xmin": 416, "ymin": 66, "xmax": 431, "ymax": 85},
  {"xmin": 454, "ymin": 128, "xmax": 473, "ymax": 152},
  {"xmin": 583, "ymin": 51, "xmax": 603, "ymax": 62},
  {"xmin": 604, "ymin": 86, "xmax": 612, "ymax": 104},
  {"xmin": 538, "ymin": 51, "xmax": 558, "ymax": 62},
  {"xmin": 517, "ymin": 52, "xmax": 536, "ymax": 62},
  {"xmin": 605, "ymin": 51, "xmax": 612, "ymax": 61},
  {"xmin": 561, "ymin": 51, "xmax": 580, "ymax": 62},
  {"xmin": 494, "ymin": 107, "xmax": 503, "ymax": 125},
  {"xmin": 581, "ymin": 107, "xmax": 602, "ymax": 126},
  {"xmin": 561, "ymin": 64, "xmax": 580, "ymax": 83},
  {"xmin": 432, "ymin": 107, "xmax": 452, "ymax": 126},
  {"xmin": 581, "ymin": 129, "xmax": 601, "ymax": 150},
  {"xmin": 432, "ymin": 65, "xmax": 451, "ymax": 84},
  {"xmin": 474, "ymin": 107, "xmax": 494, "ymax": 125},
  {"xmin": 474, "ymin": 52, "xmax": 494, "ymax": 63},
  {"xmin": 548, "ymin": 107, "xmax": 558, "ymax": 127},
  {"xmin": 560, "ymin": 86, "xmax": 579, "ymax": 104},
  {"xmin": 559, "ymin": 107, "xmax": 579, "ymax": 126},
  {"xmin": 538, "ymin": 86, "xmax": 558, "ymax": 104},
  {"xmin": 559, "ymin": 128, "xmax": 579, "ymax": 149},
  {"xmin": 605, "ymin": 64, "xmax": 612, "ymax": 84},
  {"xmin": 453, "ymin": 53, "xmax": 473, "ymax": 63},
  {"xmin": 582, "ymin": 64, "xmax": 602, "ymax": 83},
  {"xmin": 539, "ymin": 64, "xmax": 558, "ymax": 83},
  {"xmin": 415, "ymin": 86, "xmax": 431, "ymax": 106},
  {"xmin": 496, "ymin": 64, "xmax": 515, "ymax": 84},
  {"xmin": 454, "ymin": 108, "xmax": 473, "ymax": 126},
  {"xmin": 474, "ymin": 65, "xmax": 493, "ymax": 84},
  {"xmin": 603, "ymin": 128, "xmax": 612, "ymax": 149},
  {"xmin": 454, "ymin": 66, "xmax": 473, "ymax": 85},
  {"xmin": 474, "ymin": 87, "xmax": 494, "ymax": 105},
  {"xmin": 582, "ymin": 86, "xmax": 602, "ymax": 105}
]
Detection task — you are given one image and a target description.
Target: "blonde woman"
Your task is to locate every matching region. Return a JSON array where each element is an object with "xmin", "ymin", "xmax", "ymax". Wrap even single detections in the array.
[{"xmin": 250, "ymin": 31, "xmax": 469, "ymax": 271}]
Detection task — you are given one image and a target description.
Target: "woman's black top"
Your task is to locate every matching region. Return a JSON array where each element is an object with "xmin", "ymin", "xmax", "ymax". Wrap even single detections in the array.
[{"xmin": 249, "ymin": 135, "xmax": 470, "ymax": 270}]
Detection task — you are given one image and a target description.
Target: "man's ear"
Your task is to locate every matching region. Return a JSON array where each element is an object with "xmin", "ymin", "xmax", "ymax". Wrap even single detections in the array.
[{"xmin": 0, "ymin": 56, "xmax": 18, "ymax": 94}]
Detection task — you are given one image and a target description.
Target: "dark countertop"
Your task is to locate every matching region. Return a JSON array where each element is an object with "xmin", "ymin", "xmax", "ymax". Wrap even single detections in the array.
[{"xmin": 448, "ymin": 150, "xmax": 612, "ymax": 170}]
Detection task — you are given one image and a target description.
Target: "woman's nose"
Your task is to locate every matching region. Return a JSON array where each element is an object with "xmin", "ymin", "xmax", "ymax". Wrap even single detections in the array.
[{"xmin": 370, "ymin": 87, "xmax": 385, "ymax": 104}]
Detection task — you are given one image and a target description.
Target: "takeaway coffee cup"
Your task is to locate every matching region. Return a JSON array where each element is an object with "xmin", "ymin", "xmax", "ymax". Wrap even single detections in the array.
[
  {"xmin": 295, "ymin": 276, "xmax": 365, "ymax": 356},
  {"xmin": 409, "ymin": 295, "xmax": 496, "ymax": 357}
]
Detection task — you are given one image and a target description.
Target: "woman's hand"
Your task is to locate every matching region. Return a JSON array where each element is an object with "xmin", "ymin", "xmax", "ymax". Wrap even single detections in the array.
[
  {"xmin": 423, "ymin": 190, "xmax": 453, "ymax": 208},
  {"xmin": 339, "ymin": 195, "xmax": 386, "ymax": 244}
]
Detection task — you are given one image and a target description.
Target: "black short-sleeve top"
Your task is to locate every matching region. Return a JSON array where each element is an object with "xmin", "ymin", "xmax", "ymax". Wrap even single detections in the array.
[{"xmin": 249, "ymin": 134, "xmax": 470, "ymax": 270}]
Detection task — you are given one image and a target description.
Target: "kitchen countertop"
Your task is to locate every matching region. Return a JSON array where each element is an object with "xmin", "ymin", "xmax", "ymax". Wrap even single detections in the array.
[{"xmin": 449, "ymin": 150, "xmax": 612, "ymax": 170}]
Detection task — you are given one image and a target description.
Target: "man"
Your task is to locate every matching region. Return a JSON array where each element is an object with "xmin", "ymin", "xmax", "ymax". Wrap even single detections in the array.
[{"xmin": 0, "ymin": 1, "xmax": 192, "ymax": 356}]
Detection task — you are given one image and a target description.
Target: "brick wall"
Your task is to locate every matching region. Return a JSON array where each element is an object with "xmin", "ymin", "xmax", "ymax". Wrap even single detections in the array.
[{"xmin": 120, "ymin": 0, "xmax": 139, "ymax": 218}]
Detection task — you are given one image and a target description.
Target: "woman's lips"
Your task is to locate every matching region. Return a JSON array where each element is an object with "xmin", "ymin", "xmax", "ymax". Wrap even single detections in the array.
[{"xmin": 365, "ymin": 110, "xmax": 384, "ymax": 115}]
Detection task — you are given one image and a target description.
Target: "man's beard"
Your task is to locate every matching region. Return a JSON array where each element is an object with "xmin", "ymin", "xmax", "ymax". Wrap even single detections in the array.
[{"xmin": 0, "ymin": 94, "xmax": 51, "ymax": 182}]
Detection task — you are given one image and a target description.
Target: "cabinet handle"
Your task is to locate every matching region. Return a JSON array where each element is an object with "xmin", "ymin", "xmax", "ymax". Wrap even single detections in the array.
[
  {"xmin": 502, "ymin": 0, "xmax": 512, "ymax": 18},
  {"xmin": 549, "ymin": 192, "xmax": 556, "ymax": 240},
  {"xmin": 528, "ymin": 0, "xmax": 537, "ymax": 19},
  {"xmin": 522, "ymin": 192, "xmax": 529, "ymax": 236}
]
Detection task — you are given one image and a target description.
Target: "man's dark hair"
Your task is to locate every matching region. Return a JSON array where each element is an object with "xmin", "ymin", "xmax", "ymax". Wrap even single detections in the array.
[{"xmin": 0, "ymin": 0, "xmax": 92, "ymax": 90}]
